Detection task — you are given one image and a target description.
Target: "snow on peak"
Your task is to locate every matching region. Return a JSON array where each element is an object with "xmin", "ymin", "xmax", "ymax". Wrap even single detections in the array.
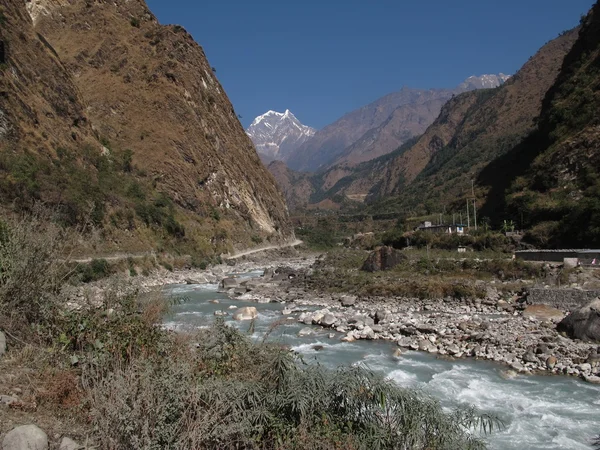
[
  {"xmin": 459, "ymin": 73, "xmax": 511, "ymax": 90},
  {"xmin": 247, "ymin": 110, "xmax": 316, "ymax": 160}
]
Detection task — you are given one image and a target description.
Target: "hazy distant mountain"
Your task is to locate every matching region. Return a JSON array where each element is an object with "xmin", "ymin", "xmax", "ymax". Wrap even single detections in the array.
[
  {"xmin": 246, "ymin": 110, "xmax": 315, "ymax": 162},
  {"xmin": 284, "ymin": 74, "xmax": 511, "ymax": 173}
]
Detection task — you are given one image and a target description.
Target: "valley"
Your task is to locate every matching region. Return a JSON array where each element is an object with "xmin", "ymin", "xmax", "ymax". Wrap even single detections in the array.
[{"xmin": 0, "ymin": 0, "xmax": 599, "ymax": 449}]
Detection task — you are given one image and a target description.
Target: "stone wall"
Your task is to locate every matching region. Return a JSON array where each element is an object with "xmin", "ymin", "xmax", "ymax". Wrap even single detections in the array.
[{"xmin": 527, "ymin": 288, "xmax": 600, "ymax": 311}]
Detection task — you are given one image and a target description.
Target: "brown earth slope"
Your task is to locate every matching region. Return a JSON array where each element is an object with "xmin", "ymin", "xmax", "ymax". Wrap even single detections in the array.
[
  {"xmin": 0, "ymin": 0, "xmax": 97, "ymax": 158},
  {"xmin": 6, "ymin": 0, "xmax": 292, "ymax": 253}
]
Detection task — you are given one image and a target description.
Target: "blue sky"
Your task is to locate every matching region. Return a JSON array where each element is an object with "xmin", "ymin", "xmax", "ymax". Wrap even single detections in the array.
[{"xmin": 147, "ymin": 0, "xmax": 594, "ymax": 129}]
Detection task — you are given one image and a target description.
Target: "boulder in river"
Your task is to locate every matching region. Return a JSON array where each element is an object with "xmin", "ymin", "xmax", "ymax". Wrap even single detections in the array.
[
  {"xmin": 361, "ymin": 246, "xmax": 407, "ymax": 272},
  {"xmin": 233, "ymin": 307, "xmax": 258, "ymax": 321},
  {"xmin": 298, "ymin": 327, "xmax": 314, "ymax": 337},
  {"xmin": 321, "ymin": 314, "xmax": 337, "ymax": 327},
  {"xmin": 220, "ymin": 277, "xmax": 239, "ymax": 289},
  {"xmin": 557, "ymin": 298, "xmax": 600, "ymax": 342}
]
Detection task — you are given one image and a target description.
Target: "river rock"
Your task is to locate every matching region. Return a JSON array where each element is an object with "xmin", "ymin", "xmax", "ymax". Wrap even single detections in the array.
[
  {"xmin": 393, "ymin": 348, "xmax": 402, "ymax": 358},
  {"xmin": 59, "ymin": 437, "xmax": 82, "ymax": 450},
  {"xmin": 340, "ymin": 295, "xmax": 357, "ymax": 307},
  {"xmin": 0, "ymin": 331, "xmax": 5, "ymax": 357},
  {"xmin": 557, "ymin": 298, "xmax": 600, "ymax": 342},
  {"xmin": 360, "ymin": 326, "xmax": 376, "ymax": 340},
  {"xmin": 361, "ymin": 246, "xmax": 407, "ymax": 272},
  {"xmin": 321, "ymin": 314, "xmax": 337, "ymax": 327},
  {"xmin": 298, "ymin": 327, "xmax": 314, "ymax": 337},
  {"xmin": 522, "ymin": 305, "xmax": 565, "ymax": 322},
  {"xmin": 374, "ymin": 310, "xmax": 389, "ymax": 324},
  {"xmin": 220, "ymin": 277, "xmax": 239, "ymax": 289},
  {"xmin": 2, "ymin": 425, "xmax": 48, "ymax": 450},
  {"xmin": 584, "ymin": 375, "xmax": 600, "ymax": 384},
  {"xmin": 341, "ymin": 333, "xmax": 355, "ymax": 343},
  {"xmin": 232, "ymin": 307, "xmax": 258, "ymax": 321},
  {"xmin": 522, "ymin": 349, "xmax": 538, "ymax": 364},
  {"xmin": 311, "ymin": 312, "xmax": 325, "ymax": 325},
  {"xmin": 209, "ymin": 299, "xmax": 220, "ymax": 304},
  {"xmin": 546, "ymin": 356, "xmax": 558, "ymax": 370}
]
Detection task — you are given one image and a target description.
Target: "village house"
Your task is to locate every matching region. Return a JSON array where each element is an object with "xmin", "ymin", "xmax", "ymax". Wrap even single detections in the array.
[{"xmin": 416, "ymin": 221, "xmax": 466, "ymax": 235}]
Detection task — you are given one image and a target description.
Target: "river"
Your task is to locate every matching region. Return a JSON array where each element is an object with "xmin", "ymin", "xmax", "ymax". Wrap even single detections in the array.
[{"xmin": 164, "ymin": 273, "xmax": 600, "ymax": 450}]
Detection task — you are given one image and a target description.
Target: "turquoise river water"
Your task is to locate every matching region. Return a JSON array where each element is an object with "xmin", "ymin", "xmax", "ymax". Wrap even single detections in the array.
[{"xmin": 164, "ymin": 271, "xmax": 600, "ymax": 450}]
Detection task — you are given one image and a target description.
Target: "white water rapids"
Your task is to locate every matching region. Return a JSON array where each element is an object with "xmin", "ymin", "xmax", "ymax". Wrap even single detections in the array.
[{"xmin": 164, "ymin": 275, "xmax": 600, "ymax": 450}]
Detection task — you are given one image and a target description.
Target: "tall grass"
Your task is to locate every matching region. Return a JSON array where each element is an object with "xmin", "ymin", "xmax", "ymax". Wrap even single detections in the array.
[{"xmin": 87, "ymin": 319, "xmax": 502, "ymax": 450}]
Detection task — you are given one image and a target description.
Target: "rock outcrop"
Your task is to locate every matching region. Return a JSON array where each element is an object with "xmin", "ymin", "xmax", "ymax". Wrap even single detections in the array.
[{"xmin": 361, "ymin": 246, "xmax": 407, "ymax": 272}]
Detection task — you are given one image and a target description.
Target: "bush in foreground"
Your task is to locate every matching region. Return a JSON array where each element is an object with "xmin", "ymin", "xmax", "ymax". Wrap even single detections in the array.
[{"xmin": 87, "ymin": 319, "xmax": 501, "ymax": 449}]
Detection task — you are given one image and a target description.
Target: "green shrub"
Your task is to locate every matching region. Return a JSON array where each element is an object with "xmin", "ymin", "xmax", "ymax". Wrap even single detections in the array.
[
  {"xmin": 88, "ymin": 320, "xmax": 501, "ymax": 449},
  {"xmin": 77, "ymin": 258, "xmax": 111, "ymax": 283}
]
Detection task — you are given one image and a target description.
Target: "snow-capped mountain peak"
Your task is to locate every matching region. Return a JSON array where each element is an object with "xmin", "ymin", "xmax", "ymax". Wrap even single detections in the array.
[
  {"xmin": 458, "ymin": 73, "xmax": 511, "ymax": 91},
  {"xmin": 247, "ymin": 110, "xmax": 316, "ymax": 161}
]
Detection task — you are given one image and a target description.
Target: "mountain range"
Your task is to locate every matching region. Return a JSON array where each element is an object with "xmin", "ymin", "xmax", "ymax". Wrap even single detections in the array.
[
  {"xmin": 266, "ymin": 28, "xmax": 578, "ymax": 217},
  {"xmin": 259, "ymin": 74, "xmax": 510, "ymax": 174}
]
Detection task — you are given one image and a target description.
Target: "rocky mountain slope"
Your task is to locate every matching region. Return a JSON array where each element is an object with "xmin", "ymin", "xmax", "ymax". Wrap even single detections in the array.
[
  {"xmin": 0, "ymin": 0, "xmax": 291, "ymax": 256},
  {"xmin": 266, "ymin": 161, "xmax": 315, "ymax": 211},
  {"xmin": 284, "ymin": 75, "xmax": 509, "ymax": 173},
  {"xmin": 246, "ymin": 110, "xmax": 315, "ymax": 163},
  {"xmin": 479, "ymin": 3, "xmax": 600, "ymax": 247},
  {"xmin": 365, "ymin": 28, "xmax": 578, "ymax": 214},
  {"xmin": 277, "ymin": 30, "xmax": 576, "ymax": 213}
]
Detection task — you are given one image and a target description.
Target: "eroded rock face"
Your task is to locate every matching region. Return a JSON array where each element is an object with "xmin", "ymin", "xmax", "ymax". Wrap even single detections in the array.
[
  {"xmin": 361, "ymin": 246, "xmax": 407, "ymax": 272},
  {"xmin": 557, "ymin": 298, "xmax": 600, "ymax": 342}
]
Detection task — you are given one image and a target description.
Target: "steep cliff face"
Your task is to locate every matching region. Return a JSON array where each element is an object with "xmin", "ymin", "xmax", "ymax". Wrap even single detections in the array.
[
  {"xmin": 0, "ymin": 0, "xmax": 291, "ymax": 255},
  {"xmin": 0, "ymin": 0, "xmax": 97, "ymax": 156},
  {"xmin": 480, "ymin": 2, "xmax": 600, "ymax": 247}
]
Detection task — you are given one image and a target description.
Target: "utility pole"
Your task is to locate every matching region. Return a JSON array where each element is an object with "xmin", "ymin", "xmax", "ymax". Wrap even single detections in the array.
[
  {"xmin": 466, "ymin": 198, "xmax": 470, "ymax": 228},
  {"xmin": 460, "ymin": 212, "xmax": 463, "ymax": 224},
  {"xmin": 471, "ymin": 180, "xmax": 477, "ymax": 231}
]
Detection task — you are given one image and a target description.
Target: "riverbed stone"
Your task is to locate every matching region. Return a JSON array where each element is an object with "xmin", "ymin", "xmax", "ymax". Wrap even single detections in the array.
[
  {"xmin": 522, "ymin": 305, "xmax": 564, "ymax": 322},
  {"xmin": 557, "ymin": 298, "xmax": 600, "ymax": 342},
  {"xmin": 298, "ymin": 327, "xmax": 314, "ymax": 337},
  {"xmin": 59, "ymin": 437, "xmax": 82, "ymax": 450},
  {"xmin": 340, "ymin": 295, "xmax": 357, "ymax": 307},
  {"xmin": 341, "ymin": 333, "xmax": 355, "ymax": 343},
  {"xmin": 546, "ymin": 356, "xmax": 558, "ymax": 370},
  {"xmin": 321, "ymin": 314, "xmax": 337, "ymax": 327},
  {"xmin": 232, "ymin": 307, "xmax": 258, "ymax": 321},
  {"xmin": 2, "ymin": 425, "xmax": 48, "ymax": 450},
  {"xmin": 522, "ymin": 349, "xmax": 538, "ymax": 364},
  {"xmin": 220, "ymin": 277, "xmax": 239, "ymax": 289}
]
